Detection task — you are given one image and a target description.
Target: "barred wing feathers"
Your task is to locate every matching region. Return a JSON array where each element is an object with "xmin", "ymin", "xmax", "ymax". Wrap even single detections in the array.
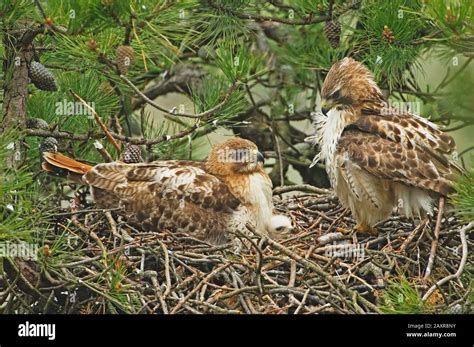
[
  {"xmin": 336, "ymin": 130, "xmax": 458, "ymax": 196},
  {"xmin": 350, "ymin": 112, "xmax": 455, "ymax": 155},
  {"xmin": 84, "ymin": 161, "xmax": 242, "ymax": 244}
]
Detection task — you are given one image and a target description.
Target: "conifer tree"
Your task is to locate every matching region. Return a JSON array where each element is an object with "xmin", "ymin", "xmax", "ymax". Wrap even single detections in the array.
[{"xmin": 0, "ymin": 0, "xmax": 472, "ymax": 314}]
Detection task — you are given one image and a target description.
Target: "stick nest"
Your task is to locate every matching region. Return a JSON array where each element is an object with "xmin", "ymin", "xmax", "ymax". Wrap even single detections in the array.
[{"xmin": 1, "ymin": 190, "xmax": 472, "ymax": 314}]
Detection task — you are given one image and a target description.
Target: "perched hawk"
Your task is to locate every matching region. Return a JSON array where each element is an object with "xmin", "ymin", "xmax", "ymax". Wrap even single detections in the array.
[
  {"xmin": 307, "ymin": 57, "xmax": 461, "ymax": 235},
  {"xmin": 42, "ymin": 138, "xmax": 292, "ymax": 244}
]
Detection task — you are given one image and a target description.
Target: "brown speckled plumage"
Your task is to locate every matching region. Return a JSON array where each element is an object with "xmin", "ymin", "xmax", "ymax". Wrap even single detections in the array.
[
  {"xmin": 43, "ymin": 138, "xmax": 278, "ymax": 244},
  {"xmin": 310, "ymin": 57, "xmax": 462, "ymax": 228}
]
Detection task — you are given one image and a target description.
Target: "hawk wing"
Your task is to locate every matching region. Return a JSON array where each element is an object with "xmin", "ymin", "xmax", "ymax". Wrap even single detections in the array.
[
  {"xmin": 84, "ymin": 160, "xmax": 242, "ymax": 243},
  {"xmin": 336, "ymin": 127, "xmax": 459, "ymax": 197},
  {"xmin": 350, "ymin": 111, "xmax": 456, "ymax": 155}
]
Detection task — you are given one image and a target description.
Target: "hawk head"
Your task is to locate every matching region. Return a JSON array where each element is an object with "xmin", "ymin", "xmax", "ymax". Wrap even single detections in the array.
[
  {"xmin": 206, "ymin": 138, "xmax": 265, "ymax": 175},
  {"xmin": 320, "ymin": 57, "xmax": 383, "ymax": 116}
]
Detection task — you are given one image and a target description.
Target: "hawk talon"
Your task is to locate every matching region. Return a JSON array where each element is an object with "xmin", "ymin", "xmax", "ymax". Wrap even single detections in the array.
[
  {"xmin": 354, "ymin": 223, "xmax": 378, "ymax": 236},
  {"xmin": 335, "ymin": 227, "xmax": 352, "ymax": 235}
]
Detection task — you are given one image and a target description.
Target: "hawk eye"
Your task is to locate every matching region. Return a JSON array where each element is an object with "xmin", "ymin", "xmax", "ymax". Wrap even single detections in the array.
[{"xmin": 330, "ymin": 90, "xmax": 341, "ymax": 100}]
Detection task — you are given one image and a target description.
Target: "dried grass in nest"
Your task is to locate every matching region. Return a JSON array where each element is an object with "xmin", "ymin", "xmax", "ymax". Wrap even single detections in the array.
[{"xmin": 1, "ymin": 191, "xmax": 472, "ymax": 314}]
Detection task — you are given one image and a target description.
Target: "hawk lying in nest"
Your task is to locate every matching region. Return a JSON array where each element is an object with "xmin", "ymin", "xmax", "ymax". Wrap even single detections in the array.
[{"xmin": 43, "ymin": 137, "xmax": 292, "ymax": 244}]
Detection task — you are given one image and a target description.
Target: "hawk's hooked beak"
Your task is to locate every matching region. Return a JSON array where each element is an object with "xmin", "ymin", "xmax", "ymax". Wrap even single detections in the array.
[
  {"xmin": 321, "ymin": 98, "xmax": 334, "ymax": 116},
  {"xmin": 257, "ymin": 151, "xmax": 265, "ymax": 164}
]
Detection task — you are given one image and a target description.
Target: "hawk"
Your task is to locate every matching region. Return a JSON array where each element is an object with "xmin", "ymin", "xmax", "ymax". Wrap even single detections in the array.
[
  {"xmin": 307, "ymin": 57, "xmax": 461, "ymax": 235},
  {"xmin": 42, "ymin": 138, "xmax": 292, "ymax": 244}
]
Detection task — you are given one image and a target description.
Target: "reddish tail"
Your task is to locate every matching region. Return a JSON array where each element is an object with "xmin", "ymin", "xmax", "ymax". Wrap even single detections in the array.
[{"xmin": 42, "ymin": 152, "xmax": 93, "ymax": 183}]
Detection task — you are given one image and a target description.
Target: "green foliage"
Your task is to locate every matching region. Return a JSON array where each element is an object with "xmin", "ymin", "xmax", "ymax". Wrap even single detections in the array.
[
  {"xmin": 380, "ymin": 275, "xmax": 431, "ymax": 314},
  {"xmin": 191, "ymin": 75, "xmax": 248, "ymax": 118},
  {"xmin": 355, "ymin": 0, "xmax": 426, "ymax": 89},
  {"xmin": 0, "ymin": 130, "xmax": 44, "ymax": 241},
  {"xmin": 423, "ymin": 0, "xmax": 474, "ymax": 37},
  {"xmin": 451, "ymin": 170, "xmax": 474, "ymax": 222},
  {"xmin": 196, "ymin": 2, "xmax": 251, "ymax": 46},
  {"xmin": 37, "ymin": 228, "xmax": 75, "ymax": 271},
  {"xmin": 0, "ymin": 0, "xmax": 35, "ymax": 26},
  {"xmin": 214, "ymin": 43, "xmax": 266, "ymax": 82},
  {"xmin": 274, "ymin": 25, "xmax": 346, "ymax": 73}
]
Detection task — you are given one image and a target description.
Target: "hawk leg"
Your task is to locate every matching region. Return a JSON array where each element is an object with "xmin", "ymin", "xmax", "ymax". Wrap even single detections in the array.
[
  {"xmin": 335, "ymin": 224, "xmax": 378, "ymax": 236},
  {"xmin": 335, "ymin": 226, "xmax": 351, "ymax": 234},
  {"xmin": 354, "ymin": 223, "xmax": 378, "ymax": 236}
]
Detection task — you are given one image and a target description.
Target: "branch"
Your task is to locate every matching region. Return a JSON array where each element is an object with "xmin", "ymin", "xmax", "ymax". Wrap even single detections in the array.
[
  {"xmin": 248, "ymin": 225, "xmax": 382, "ymax": 313},
  {"xmin": 26, "ymin": 122, "xmax": 208, "ymax": 146},
  {"xmin": 33, "ymin": 0, "xmax": 68, "ymax": 35},
  {"xmin": 424, "ymin": 197, "xmax": 445, "ymax": 279},
  {"xmin": 69, "ymin": 90, "xmax": 121, "ymax": 151},
  {"xmin": 120, "ymin": 74, "xmax": 238, "ymax": 119},
  {"xmin": 422, "ymin": 222, "xmax": 472, "ymax": 302},
  {"xmin": 273, "ymin": 184, "xmax": 331, "ymax": 195},
  {"xmin": 459, "ymin": 145, "xmax": 474, "ymax": 158},
  {"xmin": 131, "ymin": 67, "xmax": 206, "ymax": 110},
  {"xmin": 207, "ymin": 0, "xmax": 358, "ymax": 25}
]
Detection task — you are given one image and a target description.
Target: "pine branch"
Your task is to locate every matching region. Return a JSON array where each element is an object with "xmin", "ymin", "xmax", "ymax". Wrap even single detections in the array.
[
  {"xmin": 120, "ymin": 74, "xmax": 238, "ymax": 119},
  {"xmin": 207, "ymin": 0, "xmax": 358, "ymax": 26},
  {"xmin": 70, "ymin": 90, "xmax": 121, "ymax": 151},
  {"xmin": 26, "ymin": 124, "xmax": 205, "ymax": 146}
]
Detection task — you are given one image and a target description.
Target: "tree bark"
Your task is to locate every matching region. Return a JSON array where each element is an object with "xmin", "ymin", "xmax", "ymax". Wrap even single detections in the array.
[{"xmin": 1, "ymin": 26, "xmax": 35, "ymax": 168}]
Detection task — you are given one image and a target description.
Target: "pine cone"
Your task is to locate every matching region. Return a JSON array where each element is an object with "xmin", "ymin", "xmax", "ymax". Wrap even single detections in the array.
[
  {"xmin": 120, "ymin": 144, "xmax": 143, "ymax": 163},
  {"xmin": 26, "ymin": 118, "xmax": 49, "ymax": 130},
  {"xmin": 116, "ymin": 45, "xmax": 134, "ymax": 75},
  {"xmin": 382, "ymin": 25, "xmax": 395, "ymax": 43},
  {"xmin": 445, "ymin": 8, "xmax": 457, "ymax": 26},
  {"xmin": 40, "ymin": 137, "xmax": 58, "ymax": 154},
  {"xmin": 29, "ymin": 61, "xmax": 58, "ymax": 91},
  {"xmin": 87, "ymin": 39, "xmax": 98, "ymax": 51},
  {"xmin": 324, "ymin": 20, "xmax": 341, "ymax": 49}
]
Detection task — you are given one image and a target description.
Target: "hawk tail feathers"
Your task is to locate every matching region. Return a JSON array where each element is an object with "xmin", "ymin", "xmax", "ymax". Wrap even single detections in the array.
[{"xmin": 42, "ymin": 152, "xmax": 93, "ymax": 183}]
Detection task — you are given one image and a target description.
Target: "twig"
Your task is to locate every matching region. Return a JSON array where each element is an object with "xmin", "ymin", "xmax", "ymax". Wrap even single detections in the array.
[
  {"xmin": 273, "ymin": 184, "xmax": 331, "ymax": 195},
  {"xmin": 207, "ymin": 0, "xmax": 358, "ymax": 26},
  {"xmin": 120, "ymin": 74, "xmax": 238, "ymax": 119},
  {"xmin": 93, "ymin": 141, "xmax": 114, "ymax": 162},
  {"xmin": 424, "ymin": 197, "xmax": 445, "ymax": 279},
  {"xmin": 399, "ymin": 219, "xmax": 428, "ymax": 253},
  {"xmin": 248, "ymin": 225, "xmax": 382, "ymax": 313},
  {"xmin": 422, "ymin": 222, "xmax": 472, "ymax": 301},
  {"xmin": 70, "ymin": 90, "xmax": 121, "ymax": 151},
  {"xmin": 170, "ymin": 263, "xmax": 229, "ymax": 314},
  {"xmin": 157, "ymin": 239, "xmax": 172, "ymax": 299}
]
